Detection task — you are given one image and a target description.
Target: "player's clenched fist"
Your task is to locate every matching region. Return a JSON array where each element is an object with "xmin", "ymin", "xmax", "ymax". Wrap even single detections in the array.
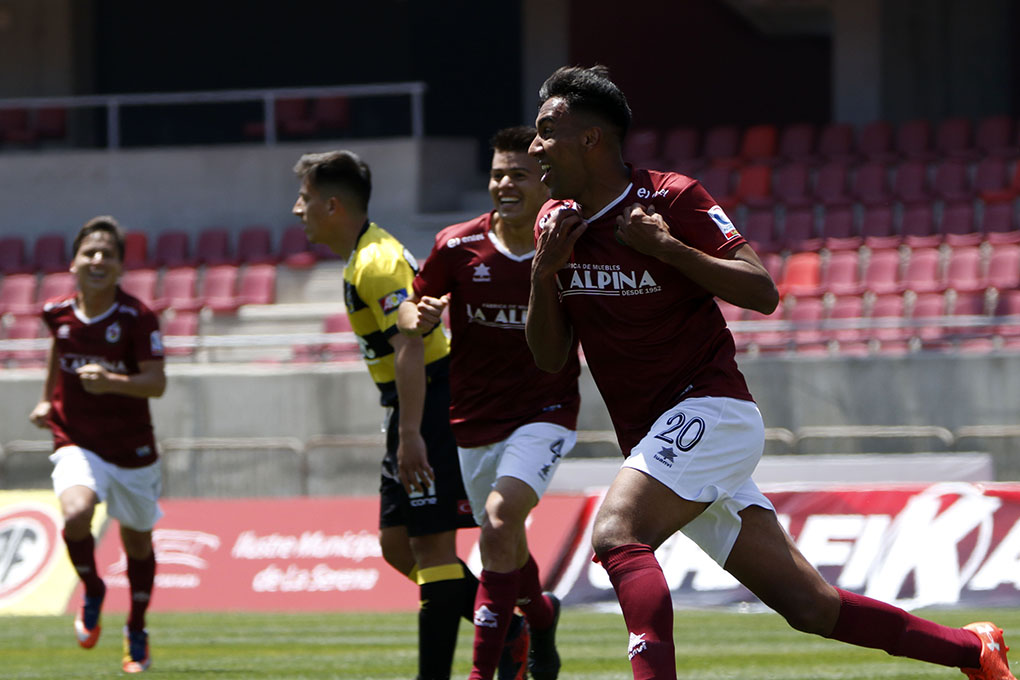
[
  {"xmin": 533, "ymin": 205, "xmax": 587, "ymax": 279},
  {"xmin": 614, "ymin": 202, "xmax": 674, "ymax": 257}
]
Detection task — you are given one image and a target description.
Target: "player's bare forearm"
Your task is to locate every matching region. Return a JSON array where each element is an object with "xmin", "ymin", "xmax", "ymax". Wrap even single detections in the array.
[
  {"xmin": 389, "ymin": 332, "xmax": 433, "ymax": 493},
  {"xmin": 397, "ymin": 295, "xmax": 447, "ymax": 336},
  {"xmin": 526, "ymin": 274, "xmax": 573, "ymax": 372},
  {"xmin": 77, "ymin": 360, "xmax": 166, "ymax": 398}
]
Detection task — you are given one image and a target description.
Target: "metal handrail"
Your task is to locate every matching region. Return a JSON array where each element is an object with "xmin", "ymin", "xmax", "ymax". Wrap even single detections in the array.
[{"xmin": 0, "ymin": 82, "xmax": 427, "ymax": 147}]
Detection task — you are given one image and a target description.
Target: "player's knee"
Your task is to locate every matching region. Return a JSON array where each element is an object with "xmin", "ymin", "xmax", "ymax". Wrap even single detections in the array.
[
  {"xmin": 775, "ymin": 589, "xmax": 836, "ymax": 635},
  {"xmin": 590, "ymin": 512, "xmax": 633, "ymax": 560},
  {"xmin": 61, "ymin": 504, "xmax": 94, "ymax": 533}
]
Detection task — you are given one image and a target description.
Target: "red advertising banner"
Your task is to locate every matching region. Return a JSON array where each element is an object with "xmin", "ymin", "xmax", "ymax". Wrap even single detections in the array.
[
  {"xmin": 69, "ymin": 495, "xmax": 590, "ymax": 613},
  {"xmin": 554, "ymin": 482, "xmax": 1020, "ymax": 611}
]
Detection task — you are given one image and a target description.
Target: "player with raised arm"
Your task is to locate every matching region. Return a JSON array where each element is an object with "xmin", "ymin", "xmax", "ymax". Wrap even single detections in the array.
[
  {"xmin": 398, "ymin": 126, "xmax": 580, "ymax": 680},
  {"xmin": 29, "ymin": 216, "xmax": 165, "ymax": 673},
  {"xmin": 526, "ymin": 65, "xmax": 1014, "ymax": 680}
]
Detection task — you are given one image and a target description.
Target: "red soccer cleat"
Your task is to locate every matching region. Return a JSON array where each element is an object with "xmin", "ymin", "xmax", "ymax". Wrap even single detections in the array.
[{"xmin": 962, "ymin": 622, "xmax": 1015, "ymax": 680}]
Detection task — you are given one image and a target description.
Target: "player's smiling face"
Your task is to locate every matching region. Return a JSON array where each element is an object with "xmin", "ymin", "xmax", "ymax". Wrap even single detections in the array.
[
  {"xmin": 70, "ymin": 231, "xmax": 122, "ymax": 295},
  {"xmin": 488, "ymin": 149, "xmax": 548, "ymax": 228},
  {"xmin": 529, "ymin": 97, "xmax": 588, "ymax": 200}
]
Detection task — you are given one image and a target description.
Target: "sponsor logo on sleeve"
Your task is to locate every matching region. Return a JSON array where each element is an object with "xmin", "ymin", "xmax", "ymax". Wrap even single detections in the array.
[
  {"xmin": 708, "ymin": 205, "xmax": 740, "ymax": 240},
  {"xmin": 150, "ymin": 331, "xmax": 164, "ymax": 356},
  {"xmin": 378, "ymin": 288, "xmax": 409, "ymax": 314}
]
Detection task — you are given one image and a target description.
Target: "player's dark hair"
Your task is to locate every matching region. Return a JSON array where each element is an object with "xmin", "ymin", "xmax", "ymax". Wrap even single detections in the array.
[
  {"xmin": 73, "ymin": 215, "xmax": 125, "ymax": 261},
  {"xmin": 538, "ymin": 65, "xmax": 632, "ymax": 140},
  {"xmin": 489, "ymin": 126, "xmax": 537, "ymax": 154},
  {"xmin": 293, "ymin": 150, "xmax": 372, "ymax": 212}
]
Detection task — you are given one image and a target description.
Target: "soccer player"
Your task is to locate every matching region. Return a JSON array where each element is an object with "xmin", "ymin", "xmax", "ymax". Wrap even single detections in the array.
[
  {"xmin": 398, "ymin": 126, "xmax": 580, "ymax": 680},
  {"xmin": 525, "ymin": 65, "xmax": 1014, "ymax": 680},
  {"xmin": 29, "ymin": 216, "xmax": 164, "ymax": 674},
  {"xmin": 293, "ymin": 150, "xmax": 514, "ymax": 680}
]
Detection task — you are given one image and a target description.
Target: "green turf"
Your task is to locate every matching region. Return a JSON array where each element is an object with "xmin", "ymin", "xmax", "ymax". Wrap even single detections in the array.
[{"xmin": 1, "ymin": 607, "xmax": 1016, "ymax": 679}]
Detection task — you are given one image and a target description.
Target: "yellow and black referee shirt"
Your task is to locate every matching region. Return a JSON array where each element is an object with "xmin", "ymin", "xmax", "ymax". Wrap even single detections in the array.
[{"xmin": 343, "ymin": 221, "xmax": 449, "ymax": 406}]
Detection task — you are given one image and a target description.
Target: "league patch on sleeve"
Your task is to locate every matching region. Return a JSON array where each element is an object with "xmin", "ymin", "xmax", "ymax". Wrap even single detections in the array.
[
  {"xmin": 708, "ymin": 205, "xmax": 740, "ymax": 241},
  {"xmin": 150, "ymin": 330, "xmax": 165, "ymax": 356},
  {"xmin": 378, "ymin": 288, "xmax": 409, "ymax": 314}
]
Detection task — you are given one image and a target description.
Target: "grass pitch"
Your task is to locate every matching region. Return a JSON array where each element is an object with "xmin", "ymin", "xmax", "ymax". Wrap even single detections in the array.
[{"xmin": 2, "ymin": 607, "xmax": 1016, "ymax": 679}]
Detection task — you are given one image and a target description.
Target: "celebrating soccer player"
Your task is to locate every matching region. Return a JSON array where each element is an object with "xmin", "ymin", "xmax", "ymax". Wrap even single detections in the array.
[
  {"xmin": 525, "ymin": 65, "xmax": 1013, "ymax": 680},
  {"xmin": 29, "ymin": 216, "xmax": 165, "ymax": 673}
]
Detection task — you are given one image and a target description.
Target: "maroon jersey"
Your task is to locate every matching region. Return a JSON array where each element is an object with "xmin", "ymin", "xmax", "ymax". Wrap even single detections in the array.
[
  {"xmin": 415, "ymin": 212, "xmax": 580, "ymax": 447},
  {"xmin": 41, "ymin": 288, "xmax": 164, "ymax": 468},
  {"xmin": 535, "ymin": 166, "xmax": 754, "ymax": 455}
]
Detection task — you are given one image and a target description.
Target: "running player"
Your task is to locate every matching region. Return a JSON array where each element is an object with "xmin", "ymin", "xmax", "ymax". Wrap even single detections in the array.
[
  {"xmin": 525, "ymin": 65, "xmax": 1014, "ymax": 680},
  {"xmin": 29, "ymin": 216, "xmax": 164, "ymax": 673},
  {"xmin": 398, "ymin": 126, "xmax": 580, "ymax": 680}
]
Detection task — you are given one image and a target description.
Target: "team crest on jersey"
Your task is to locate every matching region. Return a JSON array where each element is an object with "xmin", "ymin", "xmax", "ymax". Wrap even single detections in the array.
[
  {"xmin": 472, "ymin": 263, "xmax": 491, "ymax": 282},
  {"xmin": 538, "ymin": 201, "xmax": 581, "ymax": 230},
  {"xmin": 57, "ymin": 324, "xmax": 70, "ymax": 339},
  {"xmin": 105, "ymin": 321, "xmax": 121, "ymax": 343},
  {"xmin": 378, "ymin": 288, "xmax": 408, "ymax": 314},
  {"xmin": 708, "ymin": 205, "xmax": 740, "ymax": 240}
]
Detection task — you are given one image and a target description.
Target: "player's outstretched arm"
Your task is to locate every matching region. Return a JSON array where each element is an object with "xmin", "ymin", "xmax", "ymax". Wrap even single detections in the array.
[
  {"xmin": 527, "ymin": 207, "xmax": 585, "ymax": 372},
  {"xmin": 29, "ymin": 341, "xmax": 58, "ymax": 429},
  {"xmin": 76, "ymin": 359, "xmax": 167, "ymax": 398}
]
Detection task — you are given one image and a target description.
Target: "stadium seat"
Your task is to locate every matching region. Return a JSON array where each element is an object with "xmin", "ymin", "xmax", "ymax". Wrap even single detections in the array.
[
  {"xmin": 868, "ymin": 293, "xmax": 910, "ymax": 351},
  {"xmin": 817, "ymin": 122, "xmax": 857, "ymax": 162},
  {"xmin": 777, "ymin": 123, "xmax": 816, "ymax": 163},
  {"xmin": 895, "ymin": 119, "xmax": 936, "ymax": 161},
  {"xmin": 120, "ymin": 268, "xmax": 160, "ymax": 310},
  {"xmin": 661, "ymin": 126, "xmax": 701, "ymax": 174},
  {"xmin": 974, "ymin": 157, "xmax": 1011, "ymax": 203},
  {"xmin": 237, "ymin": 225, "xmax": 277, "ymax": 264},
  {"xmin": 746, "ymin": 298, "xmax": 791, "ymax": 354},
  {"xmin": 932, "ymin": 159, "xmax": 973, "ymax": 203},
  {"xmin": 943, "ymin": 245, "xmax": 984, "ymax": 293},
  {"xmin": 624, "ymin": 128, "xmax": 661, "ymax": 166},
  {"xmin": 911, "ymin": 292, "xmax": 950, "ymax": 349},
  {"xmin": 733, "ymin": 164, "xmax": 773, "ymax": 209},
  {"xmin": 35, "ymin": 107, "xmax": 67, "ymax": 141},
  {"xmin": 901, "ymin": 203, "xmax": 941, "ymax": 248},
  {"xmin": 813, "ymin": 161, "xmax": 853, "ymax": 207},
  {"xmin": 237, "ymin": 263, "xmax": 276, "ymax": 305},
  {"xmin": 821, "ymin": 250, "xmax": 863, "ymax": 295},
  {"xmin": 195, "ymin": 227, "xmax": 235, "ymax": 266},
  {"xmin": 32, "ymin": 233, "xmax": 67, "ymax": 273},
  {"xmin": 780, "ymin": 208, "xmax": 821, "ymax": 252},
  {"xmin": 0, "ymin": 316, "xmax": 46, "ymax": 366},
  {"xmin": 123, "ymin": 231, "xmax": 150, "ymax": 270},
  {"xmin": 36, "ymin": 271, "xmax": 75, "ymax": 305},
  {"xmin": 899, "ymin": 246, "xmax": 943, "ymax": 293},
  {"xmin": 162, "ymin": 311, "xmax": 199, "ymax": 358},
  {"xmin": 985, "ymin": 244, "xmax": 1020, "ymax": 291},
  {"xmin": 820, "ymin": 206, "xmax": 861, "ymax": 251},
  {"xmin": 982, "ymin": 201, "xmax": 1020, "ymax": 244},
  {"xmin": 277, "ymin": 98, "xmax": 318, "ymax": 137},
  {"xmin": 0, "ymin": 273, "xmax": 38, "ymax": 316},
  {"xmin": 199, "ymin": 264, "xmax": 240, "ymax": 313},
  {"xmin": 323, "ymin": 312, "xmax": 361, "ymax": 361},
  {"xmin": 279, "ymin": 224, "xmax": 317, "ymax": 268},
  {"xmin": 980, "ymin": 160, "xmax": 1020, "ymax": 204},
  {"xmin": 860, "ymin": 205, "xmax": 899, "ymax": 249},
  {"xmin": 771, "ymin": 162, "xmax": 812, "ymax": 208},
  {"xmin": 740, "ymin": 209, "xmax": 779, "ymax": 253},
  {"xmin": 941, "ymin": 202, "xmax": 982, "ymax": 247},
  {"xmin": 852, "ymin": 162, "xmax": 893, "ymax": 207},
  {"xmin": 994, "ymin": 289, "xmax": 1020, "ymax": 342},
  {"xmin": 695, "ymin": 166, "xmax": 734, "ymax": 208},
  {"xmin": 857, "ymin": 120, "xmax": 896, "ymax": 162},
  {"xmin": 739, "ymin": 124, "xmax": 778, "ymax": 164},
  {"xmin": 152, "ymin": 230, "xmax": 192, "ymax": 269},
  {"xmin": 154, "ymin": 266, "xmax": 202, "ymax": 313},
  {"xmin": 935, "ymin": 117, "xmax": 976, "ymax": 160},
  {"xmin": 778, "ymin": 251, "xmax": 821, "ymax": 297},
  {"xmin": 759, "ymin": 251, "xmax": 785, "ymax": 283},
  {"xmin": 312, "ymin": 96, "xmax": 351, "ymax": 135},
  {"xmin": 702, "ymin": 124, "xmax": 741, "ymax": 168},
  {"xmin": 975, "ymin": 114, "xmax": 1018, "ymax": 157},
  {"xmin": 0, "ymin": 108, "xmax": 34, "ymax": 145},
  {"xmin": 827, "ymin": 295, "xmax": 868, "ymax": 352},
  {"xmin": 891, "ymin": 160, "xmax": 931, "ymax": 206},
  {"xmin": 861, "ymin": 248, "xmax": 902, "ymax": 295},
  {"xmin": 0, "ymin": 236, "xmax": 30, "ymax": 274},
  {"xmin": 789, "ymin": 295, "xmax": 828, "ymax": 353}
]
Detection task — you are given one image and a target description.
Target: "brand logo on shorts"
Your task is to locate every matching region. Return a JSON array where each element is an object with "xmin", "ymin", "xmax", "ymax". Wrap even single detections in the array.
[
  {"xmin": 653, "ymin": 446, "xmax": 677, "ymax": 468},
  {"xmin": 474, "ymin": 604, "xmax": 499, "ymax": 628},
  {"xmin": 457, "ymin": 499, "xmax": 473, "ymax": 516},
  {"xmin": 538, "ymin": 438, "xmax": 565, "ymax": 481}
]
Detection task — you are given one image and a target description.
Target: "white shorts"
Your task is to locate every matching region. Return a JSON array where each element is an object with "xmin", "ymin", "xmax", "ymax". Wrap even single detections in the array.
[
  {"xmin": 50, "ymin": 445, "xmax": 164, "ymax": 532},
  {"xmin": 458, "ymin": 422, "xmax": 577, "ymax": 525},
  {"xmin": 623, "ymin": 396, "xmax": 774, "ymax": 566}
]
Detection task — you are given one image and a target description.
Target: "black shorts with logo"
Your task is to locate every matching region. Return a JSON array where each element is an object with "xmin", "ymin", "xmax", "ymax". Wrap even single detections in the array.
[{"xmin": 379, "ymin": 358, "xmax": 476, "ymax": 537}]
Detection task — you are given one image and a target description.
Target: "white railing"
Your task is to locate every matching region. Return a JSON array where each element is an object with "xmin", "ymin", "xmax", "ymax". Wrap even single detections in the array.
[{"xmin": 0, "ymin": 82, "xmax": 427, "ymax": 148}]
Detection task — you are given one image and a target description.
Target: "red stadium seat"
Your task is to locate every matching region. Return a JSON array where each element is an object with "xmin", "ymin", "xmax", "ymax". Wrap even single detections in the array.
[
  {"xmin": 895, "ymin": 119, "xmax": 936, "ymax": 161},
  {"xmin": 857, "ymin": 120, "xmax": 896, "ymax": 162},
  {"xmin": 868, "ymin": 293, "xmax": 910, "ymax": 351},
  {"xmin": 123, "ymin": 231, "xmax": 150, "ymax": 270},
  {"xmin": 932, "ymin": 159, "xmax": 973, "ymax": 203},
  {"xmin": 982, "ymin": 202, "xmax": 1020, "ymax": 244},
  {"xmin": 237, "ymin": 264, "xmax": 276, "ymax": 305},
  {"xmin": 827, "ymin": 295, "xmax": 868, "ymax": 350},
  {"xmin": 899, "ymin": 246, "xmax": 943, "ymax": 293},
  {"xmin": 120, "ymin": 268, "xmax": 160, "ymax": 310},
  {"xmin": 852, "ymin": 162, "xmax": 893, "ymax": 207},
  {"xmin": 0, "ymin": 108, "xmax": 34, "ymax": 145},
  {"xmin": 943, "ymin": 246, "xmax": 984, "ymax": 293},
  {"xmin": 1, "ymin": 316, "xmax": 46, "ymax": 366},
  {"xmin": 778, "ymin": 252, "xmax": 821, "ymax": 297},
  {"xmin": 32, "ymin": 233, "xmax": 67, "ymax": 273},
  {"xmin": 195, "ymin": 227, "xmax": 235, "ymax": 267},
  {"xmin": 820, "ymin": 206, "xmax": 861, "ymax": 251},
  {"xmin": 36, "ymin": 271, "xmax": 75, "ymax": 305},
  {"xmin": 780, "ymin": 209, "xmax": 821, "ymax": 252},
  {"xmin": 152, "ymin": 230, "xmax": 192, "ymax": 269},
  {"xmin": 703, "ymin": 125, "xmax": 741, "ymax": 168},
  {"xmin": 813, "ymin": 161, "xmax": 853, "ymax": 206},
  {"xmin": 777, "ymin": 123, "xmax": 816, "ymax": 163},
  {"xmin": 279, "ymin": 224, "xmax": 317, "ymax": 268},
  {"xmin": 162, "ymin": 311, "xmax": 199, "ymax": 358},
  {"xmin": 237, "ymin": 225, "xmax": 277, "ymax": 264},
  {"xmin": 861, "ymin": 248, "xmax": 902, "ymax": 295},
  {"xmin": 821, "ymin": 250, "xmax": 863, "ymax": 295},
  {"xmin": 986, "ymin": 245, "xmax": 1020, "ymax": 291},
  {"xmin": 624, "ymin": 128, "xmax": 661, "ymax": 166},
  {"xmin": 661, "ymin": 126, "xmax": 701, "ymax": 174},
  {"xmin": 891, "ymin": 160, "xmax": 931, "ymax": 206},
  {"xmin": 974, "ymin": 157, "xmax": 1011, "ymax": 203},
  {"xmin": 901, "ymin": 203, "xmax": 940, "ymax": 248},
  {"xmin": 941, "ymin": 203, "xmax": 982, "ymax": 247},
  {"xmin": 759, "ymin": 252, "xmax": 785, "ymax": 284},
  {"xmin": 200, "ymin": 264, "xmax": 241, "ymax": 313},
  {"xmin": 911, "ymin": 292, "xmax": 950, "ymax": 349},
  {"xmin": 35, "ymin": 107, "xmax": 67, "ymax": 141},
  {"xmin": 0, "ymin": 236, "xmax": 30, "ymax": 274},
  {"xmin": 0, "ymin": 273, "xmax": 38, "ymax": 316},
  {"xmin": 312, "ymin": 96, "xmax": 351, "ymax": 135},
  {"xmin": 771, "ymin": 162, "xmax": 812, "ymax": 208},
  {"xmin": 817, "ymin": 122, "xmax": 857, "ymax": 162},
  {"xmin": 860, "ymin": 205, "xmax": 899, "ymax": 250},
  {"xmin": 935, "ymin": 117, "xmax": 976, "ymax": 160},
  {"xmin": 976, "ymin": 115, "xmax": 1018, "ymax": 158},
  {"xmin": 789, "ymin": 295, "xmax": 827, "ymax": 353},
  {"xmin": 695, "ymin": 166, "xmax": 734, "ymax": 208},
  {"xmin": 323, "ymin": 312, "xmax": 361, "ymax": 361},
  {"xmin": 734, "ymin": 164, "xmax": 773, "ymax": 209},
  {"xmin": 155, "ymin": 266, "xmax": 202, "ymax": 313},
  {"xmin": 740, "ymin": 210, "xmax": 779, "ymax": 253},
  {"xmin": 739, "ymin": 124, "xmax": 778, "ymax": 164}
]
